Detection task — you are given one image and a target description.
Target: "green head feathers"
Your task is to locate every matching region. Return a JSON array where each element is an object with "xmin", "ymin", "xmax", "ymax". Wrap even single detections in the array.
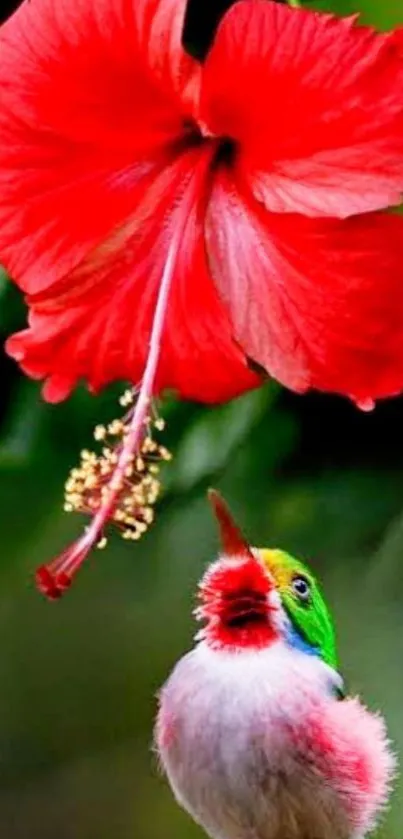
[
  {"xmin": 259, "ymin": 549, "xmax": 338, "ymax": 670},
  {"xmin": 207, "ymin": 490, "xmax": 338, "ymax": 672}
]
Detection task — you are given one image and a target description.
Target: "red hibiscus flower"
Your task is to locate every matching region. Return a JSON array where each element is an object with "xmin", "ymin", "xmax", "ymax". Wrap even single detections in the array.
[{"xmin": 1, "ymin": 0, "xmax": 403, "ymax": 597}]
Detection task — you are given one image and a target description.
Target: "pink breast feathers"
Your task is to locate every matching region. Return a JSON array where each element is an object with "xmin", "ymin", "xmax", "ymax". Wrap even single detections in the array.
[{"xmin": 289, "ymin": 695, "xmax": 397, "ymax": 836}]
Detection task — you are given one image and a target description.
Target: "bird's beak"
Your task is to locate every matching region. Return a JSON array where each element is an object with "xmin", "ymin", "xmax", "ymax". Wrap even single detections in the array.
[
  {"xmin": 208, "ymin": 489, "xmax": 255, "ymax": 561},
  {"xmin": 199, "ymin": 490, "xmax": 277, "ymax": 648}
]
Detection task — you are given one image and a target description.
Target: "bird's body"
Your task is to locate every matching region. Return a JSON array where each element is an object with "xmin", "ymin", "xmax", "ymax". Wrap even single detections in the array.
[
  {"xmin": 156, "ymin": 493, "xmax": 395, "ymax": 839},
  {"xmin": 158, "ymin": 642, "xmax": 350, "ymax": 839}
]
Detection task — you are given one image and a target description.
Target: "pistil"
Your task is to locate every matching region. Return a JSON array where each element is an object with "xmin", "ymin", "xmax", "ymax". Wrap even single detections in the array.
[{"xmin": 36, "ymin": 229, "xmax": 179, "ymax": 599}]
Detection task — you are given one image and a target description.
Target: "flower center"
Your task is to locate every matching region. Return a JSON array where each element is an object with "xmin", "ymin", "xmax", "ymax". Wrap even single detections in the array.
[
  {"xmin": 181, "ymin": 120, "xmax": 237, "ymax": 167},
  {"xmin": 213, "ymin": 137, "xmax": 237, "ymax": 167}
]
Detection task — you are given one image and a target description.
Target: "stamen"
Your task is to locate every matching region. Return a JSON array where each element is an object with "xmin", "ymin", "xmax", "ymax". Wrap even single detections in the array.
[
  {"xmin": 36, "ymin": 232, "xmax": 179, "ymax": 599},
  {"xmin": 63, "ymin": 410, "xmax": 168, "ymax": 536}
]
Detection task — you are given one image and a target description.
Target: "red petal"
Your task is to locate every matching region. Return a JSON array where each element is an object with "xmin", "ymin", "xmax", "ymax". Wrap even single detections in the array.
[
  {"xmin": 391, "ymin": 27, "xmax": 403, "ymax": 49},
  {"xmin": 0, "ymin": 0, "xmax": 200, "ymax": 290},
  {"xmin": 6, "ymin": 152, "xmax": 259, "ymax": 404},
  {"xmin": 206, "ymin": 170, "xmax": 403, "ymax": 403},
  {"xmin": 201, "ymin": 1, "xmax": 403, "ymax": 218}
]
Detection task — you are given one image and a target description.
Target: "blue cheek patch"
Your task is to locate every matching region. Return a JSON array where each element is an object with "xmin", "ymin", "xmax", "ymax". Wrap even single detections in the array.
[
  {"xmin": 285, "ymin": 624, "xmax": 320, "ymax": 658},
  {"xmin": 285, "ymin": 624, "xmax": 346, "ymax": 699}
]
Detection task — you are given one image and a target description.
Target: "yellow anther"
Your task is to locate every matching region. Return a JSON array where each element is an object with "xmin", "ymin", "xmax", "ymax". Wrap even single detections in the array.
[
  {"xmin": 136, "ymin": 521, "xmax": 148, "ymax": 534},
  {"xmin": 143, "ymin": 507, "xmax": 154, "ymax": 524},
  {"xmin": 119, "ymin": 389, "xmax": 134, "ymax": 407},
  {"xmin": 128, "ymin": 529, "xmax": 141, "ymax": 541},
  {"xmin": 94, "ymin": 425, "xmax": 106, "ymax": 441},
  {"xmin": 108, "ymin": 419, "xmax": 124, "ymax": 435}
]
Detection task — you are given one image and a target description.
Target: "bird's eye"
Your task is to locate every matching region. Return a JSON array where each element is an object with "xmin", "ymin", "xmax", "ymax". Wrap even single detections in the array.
[{"xmin": 291, "ymin": 575, "xmax": 311, "ymax": 603}]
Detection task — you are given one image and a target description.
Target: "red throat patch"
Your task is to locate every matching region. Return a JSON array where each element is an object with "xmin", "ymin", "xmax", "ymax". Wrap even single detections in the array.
[{"xmin": 197, "ymin": 556, "xmax": 279, "ymax": 651}]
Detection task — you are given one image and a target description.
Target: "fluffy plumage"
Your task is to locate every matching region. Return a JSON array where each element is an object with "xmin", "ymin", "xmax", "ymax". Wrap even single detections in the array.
[{"xmin": 155, "ymin": 492, "xmax": 396, "ymax": 839}]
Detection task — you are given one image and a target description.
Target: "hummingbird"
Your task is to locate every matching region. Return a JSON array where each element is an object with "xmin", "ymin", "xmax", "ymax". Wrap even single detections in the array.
[{"xmin": 155, "ymin": 490, "xmax": 396, "ymax": 839}]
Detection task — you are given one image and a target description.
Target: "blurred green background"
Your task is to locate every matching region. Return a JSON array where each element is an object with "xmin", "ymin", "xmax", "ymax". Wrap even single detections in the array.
[{"xmin": 1, "ymin": 0, "xmax": 403, "ymax": 837}]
